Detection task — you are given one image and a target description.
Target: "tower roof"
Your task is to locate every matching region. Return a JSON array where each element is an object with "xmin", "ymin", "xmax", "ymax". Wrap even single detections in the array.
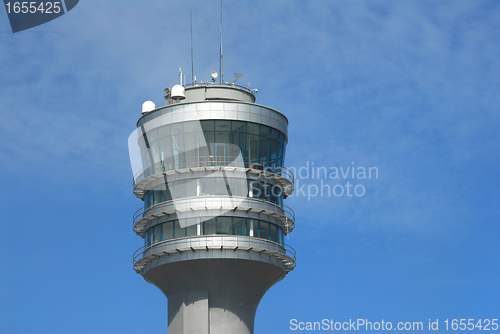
[{"xmin": 164, "ymin": 83, "xmax": 256, "ymax": 105}]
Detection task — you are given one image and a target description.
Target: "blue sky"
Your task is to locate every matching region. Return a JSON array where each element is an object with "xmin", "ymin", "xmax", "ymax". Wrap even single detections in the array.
[{"xmin": 1, "ymin": 1, "xmax": 499, "ymax": 333}]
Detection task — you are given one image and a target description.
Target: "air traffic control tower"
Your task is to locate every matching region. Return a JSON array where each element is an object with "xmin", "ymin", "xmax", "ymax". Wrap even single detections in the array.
[{"xmin": 129, "ymin": 71, "xmax": 296, "ymax": 334}]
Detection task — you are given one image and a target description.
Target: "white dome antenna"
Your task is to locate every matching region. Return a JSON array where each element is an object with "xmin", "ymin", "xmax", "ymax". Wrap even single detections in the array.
[
  {"xmin": 171, "ymin": 85, "xmax": 186, "ymax": 100},
  {"xmin": 142, "ymin": 101, "xmax": 156, "ymax": 115}
]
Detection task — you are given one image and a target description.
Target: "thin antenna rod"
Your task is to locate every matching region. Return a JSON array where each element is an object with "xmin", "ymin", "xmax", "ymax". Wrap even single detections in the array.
[
  {"xmin": 219, "ymin": 0, "xmax": 223, "ymax": 83},
  {"xmin": 190, "ymin": 10, "xmax": 194, "ymax": 83}
]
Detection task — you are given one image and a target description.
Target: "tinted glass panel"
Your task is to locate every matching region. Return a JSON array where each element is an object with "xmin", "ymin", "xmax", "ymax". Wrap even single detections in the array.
[
  {"xmin": 270, "ymin": 128, "xmax": 279, "ymax": 140},
  {"xmin": 145, "ymin": 218, "xmax": 284, "ymax": 247},
  {"xmin": 278, "ymin": 229, "xmax": 284, "ymax": 245},
  {"xmin": 186, "ymin": 224, "xmax": 197, "ymax": 237},
  {"xmin": 260, "ymin": 124, "xmax": 270, "ymax": 138},
  {"xmin": 204, "ymin": 218, "xmax": 216, "ymax": 235},
  {"xmin": 153, "ymin": 190, "xmax": 160, "ymax": 205},
  {"xmin": 215, "ymin": 120, "xmax": 231, "ymax": 132},
  {"xmin": 231, "ymin": 120, "xmax": 246, "ymax": 132},
  {"xmin": 163, "ymin": 221, "xmax": 174, "ymax": 240},
  {"xmin": 215, "ymin": 131, "xmax": 230, "ymax": 143},
  {"xmin": 174, "ymin": 220, "xmax": 185, "ymax": 238},
  {"xmin": 247, "ymin": 122, "xmax": 260, "ymax": 135},
  {"xmin": 163, "ymin": 187, "xmax": 172, "ymax": 201},
  {"xmin": 270, "ymin": 224, "xmax": 277, "ymax": 242},
  {"xmin": 269, "ymin": 140, "xmax": 277, "ymax": 165},
  {"xmin": 202, "ymin": 131, "xmax": 215, "ymax": 155},
  {"xmin": 260, "ymin": 221, "xmax": 270, "ymax": 240},
  {"xmin": 249, "ymin": 134, "xmax": 259, "ymax": 161},
  {"xmin": 153, "ymin": 225, "xmax": 162, "ymax": 243},
  {"xmin": 139, "ymin": 119, "xmax": 290, "ymax": 210},
  {"xmin": 259, "ymin": 139, "xmax": 269, "ymax": 162},
  {"xmin": 201, "ymin": 120, "xmax": 214, "ymax": 132},
  {"xmin": 232, "ymin": 217, "xmax": 246, "ymax": 236},
  {"xmin": 259, "ymin": 182, "xmax": 268, "ymax": 201},
  {"xmin": 216, "ymin": 217, "xmax": 231, "ymax": 235},
  {"xmin": 247, "ymin": 219, "xmax": 258, "ymax": 237}
]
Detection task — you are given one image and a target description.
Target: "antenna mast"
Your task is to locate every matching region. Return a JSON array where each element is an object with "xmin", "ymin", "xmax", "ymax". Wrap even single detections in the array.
[
  {"xmin": 219, "ymin": 0, "xmax": 223, "ymax": 83},
  {"xmin": 190, "ymin": 10, "xmax": 194, "ymax": 83}
]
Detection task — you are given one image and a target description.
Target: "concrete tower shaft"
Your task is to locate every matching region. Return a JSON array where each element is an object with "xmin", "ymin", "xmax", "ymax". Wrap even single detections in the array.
[
  {"xmin": 130, "ymin": 82, "xmax": 295, "ymax": 334},
  {"xmin": 146, "ymin": 259, "xmax": 284, "ymax": 334}
]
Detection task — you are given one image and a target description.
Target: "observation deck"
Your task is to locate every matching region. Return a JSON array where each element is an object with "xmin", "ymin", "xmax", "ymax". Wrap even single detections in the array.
[
  {"xmin": 132, "ymin": 157, "xmax": 294, "ymax": 199},
  {"xmin": 132, "ymin": 195, "xmax": 295, "ymax": 235},
  {"xmin": 133, "ymin": 235, "xmax": 296, "ymax": 275}
]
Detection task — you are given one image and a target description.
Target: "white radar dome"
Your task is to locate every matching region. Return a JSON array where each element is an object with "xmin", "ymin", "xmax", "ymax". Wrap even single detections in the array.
[
  {"xmin": 171, "ymin": 84, "xmax": 186, "ymax": 100},
  {"xmin": 142, "ymin": 101, "xmax": 156, "ymax": 115}
]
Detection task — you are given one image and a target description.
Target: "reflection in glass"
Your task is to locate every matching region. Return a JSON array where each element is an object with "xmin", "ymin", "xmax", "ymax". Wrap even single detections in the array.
[
  {"xmin": 260, "ymin": 222, "xmax": 270, "ymax": 241},
  {"xmin": 163, "ymin": 221, "xmax": 174, "ymax": 240},
  {"xmin": 216, "ymin": 217, "xmax": 231, "ymax": 235},
  {"xmin": 204, "ymin": 218, "xmax": 216, "ymax": 235},
  {"xmin": 139, "ymin": 120, "xmax": 286, "ymax": 175},
  {"xmin": 145, "ymin": 217, "xmax": 284, "ymax": 247},
  {"xmin": 144, "ymin": 178, "xmax": 283, "ymax": 210}
]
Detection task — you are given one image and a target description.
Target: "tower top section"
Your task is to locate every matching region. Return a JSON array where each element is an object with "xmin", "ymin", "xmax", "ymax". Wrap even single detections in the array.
[{"xmin": 164, "ymin": 83, "xmax": 256, "ymax": 105}]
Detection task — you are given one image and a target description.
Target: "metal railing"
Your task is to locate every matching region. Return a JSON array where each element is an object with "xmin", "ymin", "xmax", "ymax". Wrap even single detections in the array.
[
  {"xmin": 182, "ymin": 82, "xmax": 254, "ymax": 92},
  {"xmin": 133, "ymin": 235, "xmax": 296, "ymax": 273},
  {"xmin": 132, "ymin": 195, "xmax": 296, "ymax": 232},
  {"xmin": 132, "ymin": 156, "xmax": 294, "ymax": 191}
]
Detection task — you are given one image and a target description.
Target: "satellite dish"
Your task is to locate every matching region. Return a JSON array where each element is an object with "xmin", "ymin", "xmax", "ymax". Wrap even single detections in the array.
[
  {"xmin": 211, "ymin": 71, "xmax": 218, "ymax": 79},
  {"xmin": 233, "ymin": 73, "xmax": 244, "ymax": 83}
]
